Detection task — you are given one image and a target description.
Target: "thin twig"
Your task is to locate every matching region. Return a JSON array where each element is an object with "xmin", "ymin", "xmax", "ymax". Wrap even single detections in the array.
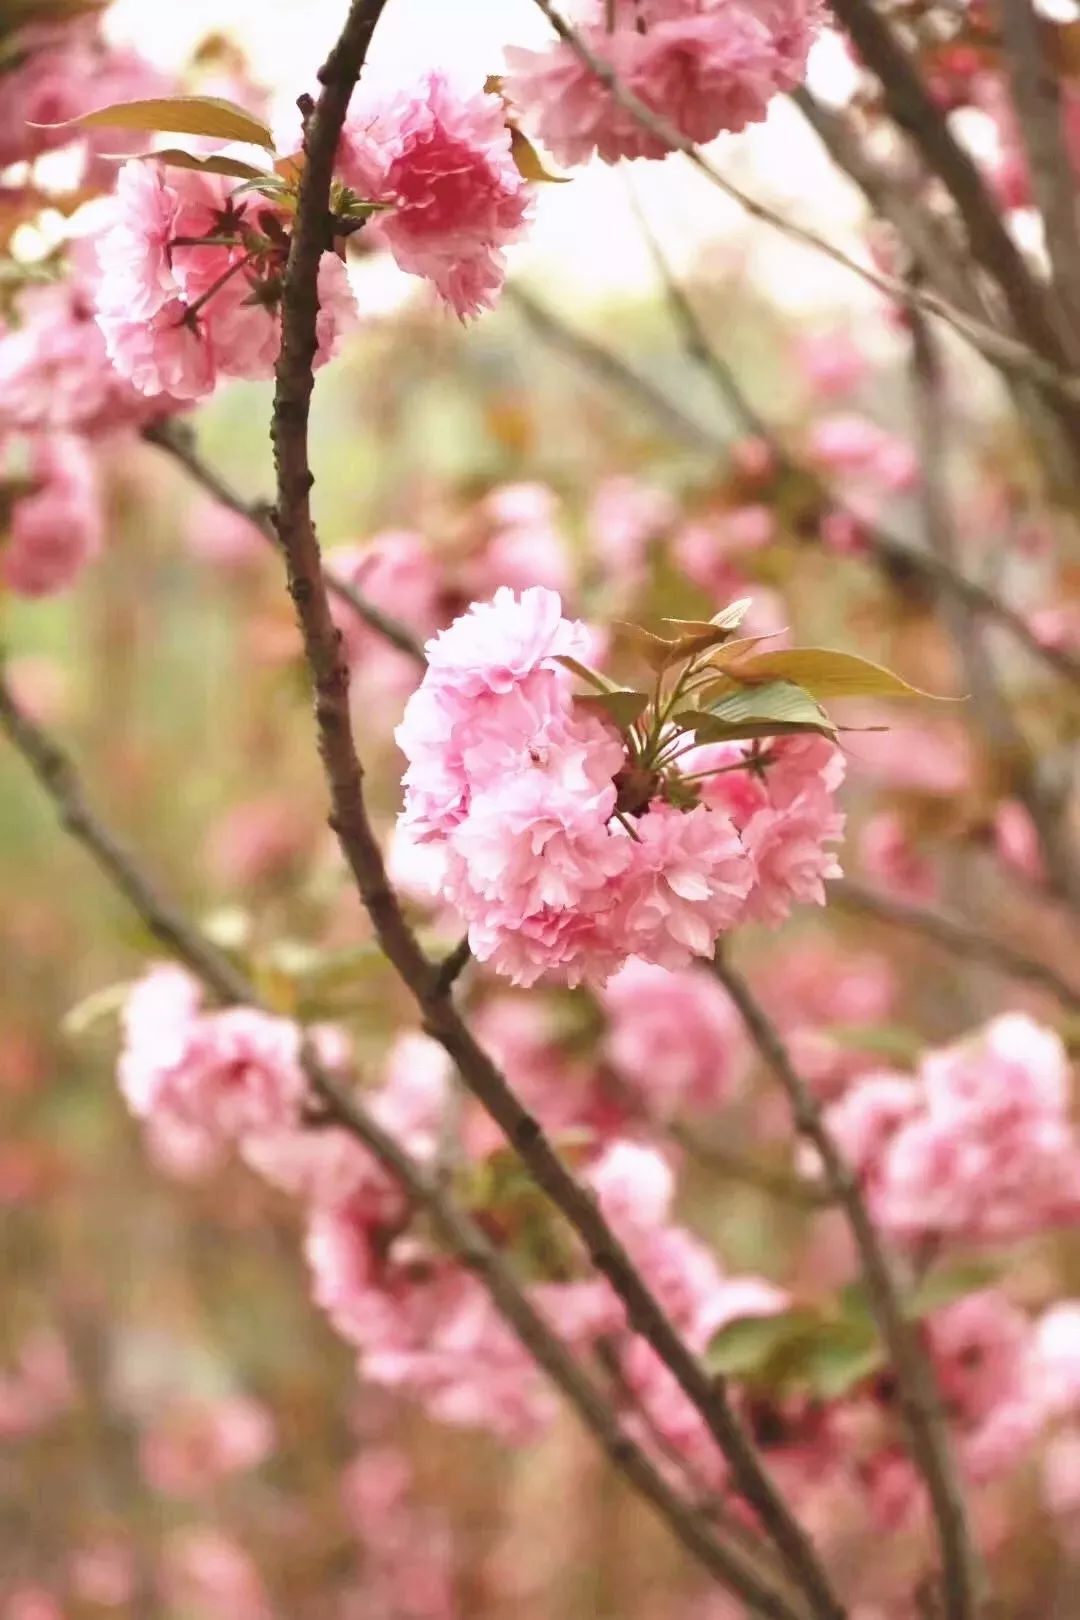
[
  {"xmin": 823, "ymin": 0, "xmax": 1080, "ymax": 464},
  {"xmin": 0, "ymin": 670, "xmax": 805, "ymax": 1620},
  {"xmin": 908, "ymin": 295, "xmax": 1079, "ymax": 912},
  {"xmin": 994, "ymin": 0, "xmax": 1080, "ymax": 350},
  {"xmin": 792, "ymin": 82, "xmax": 1080, "ymax": 501},
  {"xmin": 790, "ymin": 88, "xmax": 994, "ymax": 326},
  {"xmin": 712, "ymin": 952, "xmax": 983, "ymax": 1620},
  {"xmin": 0, "ymin": 673, "xmax": 252, "ymax": 1004},
  {"xmin": 266, "ymin": 9, "xmax": 844, "ymax": 1613},
  {"xmin": 831, "ymin": 878, "xmax": 1080, "ymax": 1008},
  {"xmin": 142, "ymin": 419, "xmax": 426, "ymax": 666},
  {"xmin": 669, "ymin": 1121, "xmax": 833, "ymax": 1208},
  {"xmin": 588, "ymin": 206, "xmax": 1080, "ymax": 693},
  {"xmin": 505, "ymin": 283, "xmax": 721, "ymax": 453},
  {"xmin": 529, "ymin": 0, "xmax": 1080, "ymax": 416}
]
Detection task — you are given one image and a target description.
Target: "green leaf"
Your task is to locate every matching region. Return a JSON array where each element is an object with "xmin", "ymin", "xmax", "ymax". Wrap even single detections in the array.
[
  {"xmin": 824, "ymin": 1023, "xmax": 925, "ymax": 1066},
  {"xmin": 124, "ymin": 147, "xmax": 267, "ymax": 180},
  {"xmin": 574, "ymin": 690, "xmax": 650, "ymax": 732},
  {"xmin": 793, "ymin": 1319, "xmax": 884, "ymax": 1399},
  {"xmin": 37, "ymin": 95, "xmax": 276, "ymax": 151},
  {"xmin": 674, "ymin": 680, "xmax": 836, "ymax": 744},
  {"xmin": 509, "ymin": 126, "xmax": 570, "ymax": 183},
  {"xmin": 909, "ymin": 1259, "xmax": 1001, "ymax": 1319},
  {"xmin": 705, "ymin": 1309, "xmax": 817, "ymax": 1379},
  {"xmin": 720, "ymin": 647, "xmax": 949, "ymax": 701},
  {"xmin": 554, "ymin": 654, "xmax": 622, "ymax": 694}
]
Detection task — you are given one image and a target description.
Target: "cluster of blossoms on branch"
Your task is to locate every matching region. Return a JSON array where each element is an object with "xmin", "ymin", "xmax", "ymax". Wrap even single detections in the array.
[
  {"xmin": 825, "ymin": 1013, "xmax": 1080, "ymax": 1244},
  {"xmin": 396, "ymin": 586, "xmax": 844, "ymax": 985},
  {"xmin": 503, "ymin": 0, "xmax": 823, "ymax": 165},
  {"xmin": 111, "ymin": 954, "xmax": 1080, "ymax": 1574}
]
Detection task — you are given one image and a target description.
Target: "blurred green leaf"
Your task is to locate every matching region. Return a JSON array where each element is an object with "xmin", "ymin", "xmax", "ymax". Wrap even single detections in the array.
[
  {"xmin": 124, "ymin": 147, "xmax": 267, "ymax": 180},
  {"xmin": 38, "ymin": 95, "xmax": 275, "ymax": 151},
  {"xmin": 574, "ymin": 690, "xmax": 649, "ymax": 732},
  {"xmin": 719, "ymin": 647, "xmax": 949, "ymax": 701},
  {"xmin": 675, "ymin": 680, "xmax": 836, "ymax": 744}
]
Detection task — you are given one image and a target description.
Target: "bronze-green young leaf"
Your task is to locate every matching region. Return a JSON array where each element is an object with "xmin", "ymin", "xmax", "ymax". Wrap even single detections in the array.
[
  {"xmin": 674, "ymin": 680, "xmax": 837, "ymax": 744},
  {"xmin": 124, "ymin": 148, "xmax": 268, "ymax": 180},
  {"xmin": 554, "ymin": 654, "xmax": 623, "ymax": 694},
  {"xmin": 709, "ymin": 597, "xmax": 754, "ymax": 634},
  {"xmin": 719, "ymin": 646, "xmax": 951, "ymax": 701},
  {"xmin": 612, "ymin": 621, "xmax": 678, "ymax": 672},
  {"xmin": 509, "ymin": 126, "xmax": 570, "ymax": 183},
  {"xmin": 37, "ymin": 95, "xmax": 276, "ymax": 151},
  {"xmin": 705, "ymin": 1308, "xmax": 820, "ymax": 1380},
  {"xmin": 574, "ymin": 690, "xmax": 650, "ymax": 733}
]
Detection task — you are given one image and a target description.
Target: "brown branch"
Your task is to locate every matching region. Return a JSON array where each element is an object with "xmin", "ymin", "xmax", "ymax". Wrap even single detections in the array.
[
  {"xmin": 0, "ymin": 668, "xmax": 806, "ymax": 1620},
  {"xmin": 529, "ymin": 0, "xmax": 1080, "ymax": 417},
  {"xmin": 0, "ymin": 671, "xmax": 253, "ymax": 1004},
  {"xmin": 790, "ymin": 88, "xmax": 994, "ymax": 327},
  {"xmin": 908, "ymin": 295, "xmax": 1080, "ymax": 912},
  {"xmin": 825, "ymin": 0, "xmax": 1080, "ymax": 465},
  {"xmin": 668, "ymin": 1121, "xmax": 833, "ymax": 1208},
  {"xmin": 601, "ymin": 206, "xmax": 1080, "ymax": 694},
  {"xmin": 712, "ymin": 953, "xmax": 983, "ymax": 1620},
  {"xmin": 792, "ymin": 83, "xmax": 1080, "ymax": 501},
  {"xmin": 142, "ymin": 419, "xmax": 425, "ymax": 667},
  {"xmin": 504, "ymin": 282, "xmax": 721, "ymax": 453},
  {"xmin": 266, "ymin": 9, "xmax": 844, "ymax": 1612},
  {"xmin": 993, "ymin": 0, "xmax": 1080, "ymax": 350},
  {"xmin": 831, "ymin": 878, "xmax": 1080, "ymax": 1008}
]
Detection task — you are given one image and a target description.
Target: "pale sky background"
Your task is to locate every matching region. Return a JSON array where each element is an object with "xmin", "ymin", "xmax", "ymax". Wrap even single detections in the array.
[{"xmin": 99, "ymin": 0, "xmax": 883, "ymax": 324}]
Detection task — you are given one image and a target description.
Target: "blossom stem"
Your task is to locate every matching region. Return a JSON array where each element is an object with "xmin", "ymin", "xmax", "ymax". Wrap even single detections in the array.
[
  {"xmin": 181, "ymin": 248, "xmax": 258, "ymax": 326},
  {"xmin": 140, "ymin": 420, "xmax": 425, "ymax": 664}
]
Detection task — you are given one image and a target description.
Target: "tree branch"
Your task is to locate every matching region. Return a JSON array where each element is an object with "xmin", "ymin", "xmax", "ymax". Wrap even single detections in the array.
[
  {"xmin": 505, "ymin": 283, "xmax": 721, "ymax": 453},
  {"xmin": 265, "ymin": 8, "xmax": 844, "ymax": 1611},
  {"xmin": 712, "ymin": 953, "xmax": 983, "ymax": 1620},
  {"xmin": 831, "ymin": 878, "xmax": 1080, "ymax": 1008},
  {"xmin": 142, "ymin": 419, "xmax": 425, "ymax": 666},
  {"xmin": 0, "ymin": 667, "xmax": 807, "ymax": 1620},
  {"xmin": 529, "ymin": 0, "xmax": 1080, "ymax": 419},
  {"xmin": 908, "ymin": 294, "xmax": 1079, "ymax": 912},
  {"xmin": 825, "ymin": 0, "xmax": 1080, "ymax": 465},
  {"xmin": 606, "ymin": 205, "xmax": 1080, "ymax": 694}
]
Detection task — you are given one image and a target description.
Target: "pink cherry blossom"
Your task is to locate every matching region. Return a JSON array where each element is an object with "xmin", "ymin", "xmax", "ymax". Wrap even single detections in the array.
[
  {"xmin": 858, "ymin": 810, "xmax": 941, "ymax": 904},
  {"xmin": 602, "ymin": 957, "xmax": 747, "ymax": 1114},
  {"xmin": 159, "ymin": 1528, "xmax": 269, "ymax": 1620},
  {"xmin": 740, "ymin": 789, "xmax": 845, "ymax": 925},
  {"xmin": 588, "ymin": 475, "xmax": 678, "ymax": 593},
  {"xmin": 615, "ymin": 801, "xmax": 752, "ymax": 966},
  {"xmin": 0, "ymin": 276, "xmax": 181, "ymax": 438},
  {"xmin": 339, "ymin": 74, "xmax": 532, "ymax": 319},
  {"xmin": 504, "ymin": 0, "xmax": 822, "ymax": 169},
  {"xmin": 140, "ymin": 1396, "xmax": 275, "ymax": 1497},
  {"xmin": 1, "ymin": 434, "xmax": 102, "ymax": 597},
  {"xmin": 829, "ymin": 1013, "xmax": 1080, "ymax": 1246},
  {"xmin": 117, "ymin": 967, "xmax": 306, "ymax": 1168}
]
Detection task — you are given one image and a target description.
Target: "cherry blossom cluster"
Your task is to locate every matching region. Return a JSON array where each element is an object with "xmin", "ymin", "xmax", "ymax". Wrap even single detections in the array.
[
  {"xmin": 504, "ymin": 0, "xmax": 823, "ymax": 167},
  {"xmin": 396, "ymin": 586, "xmax": 844, "ymax": 986},
  {"xmin": 94, "ymin": 163, "xmax": 356, "ymax": 400},
  {"xmin": 824, "ymin": 1014, "xmax": 1080, "ymax": 1245}
]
